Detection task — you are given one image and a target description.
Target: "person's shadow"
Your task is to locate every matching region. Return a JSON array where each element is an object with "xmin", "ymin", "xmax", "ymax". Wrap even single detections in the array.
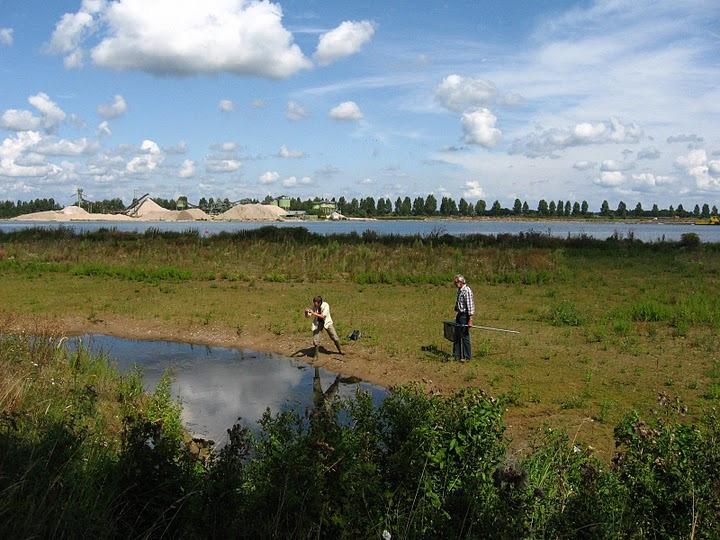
[{"xmin": 290, "ymin": 345, "xmax": 334, "ymax": 358}]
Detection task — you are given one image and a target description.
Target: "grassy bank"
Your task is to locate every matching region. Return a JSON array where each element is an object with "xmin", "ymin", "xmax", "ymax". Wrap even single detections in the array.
[
  {"xmin": 2, "ymin": 329, "xmax": 719, "ymax": 538},
  {"xmin": 1, "ymin": 227, "xmax": 720, "ymax": 455}
]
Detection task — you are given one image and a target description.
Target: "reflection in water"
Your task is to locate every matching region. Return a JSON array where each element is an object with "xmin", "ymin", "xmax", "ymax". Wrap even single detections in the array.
[{"xmin": 71, "ymin": 335, "xmax": 385, "ymax": 445}]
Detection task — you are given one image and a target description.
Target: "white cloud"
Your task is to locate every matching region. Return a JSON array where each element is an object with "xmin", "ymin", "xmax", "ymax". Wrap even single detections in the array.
[
  {"xmin": 282, "ymin": 175, "xmax": 313, "ymax": 188},
  {"xmin": 675, "ymin": 149, "xmax": 720, "ymax": 190},
  {"xmin": 27, "ymin": 92, "xmax": 66, "ymax": 131},
  {"xmin": 510, "ymin": 117, "xmax": 642, "ymax": 158},
  {"xmin": 71, "ymin": 0, "xmax": 312, "ymax": 78},
  {"xmin": 461, "ymin": 108, "xmax": 501, "ymax": 147},
  {"xmin": 126, "ymin": 139, "xmax": 164, "ymax": 174},
  {"xmin": 667, "ymin": 133, "xmax": 704, "ymax": 144},
  {"xmin": 214, "ymin": 141, "xmax": 239, "ymax": 152},
  {"xmin": 179, "ymin": 159, "xmax": 195, "ymax": 178},
  {"xmin": 258, "ymin": 170, "xmax": 279, "ymax": 184},
  {"xmin": 600, "ymin": 159, "xmax": 632, "ymax": 172},
  {"xmin": 97, "ymin": 94, "xmax": 127, "ymax": 119},
  {"xmin": 435, "ymin": 75, "xmax": 497, "ymax": 112},
  {"xmin": 251, "ymin": 99, "xmax": 266, "ymax": 109},
  {"xmin": 206, "ymin": 159, "xmax": 241, "ymax": 173},
  {"xmin": 594, "ymin": 171, "xmax": 625, "ymax": 187},
  {"xmin": 463, "ymin": 180, "xmax": 485, "ymax": 198},
  {"xmin": 278, "ymin": 145, "xmax": 304, "ymax": 158},
  {"xmin": 218, "ymin": 99, "xmax": 234, "ymax": 113},
  {"xmin": 0, "ymin": 131, "xmax": 61, "ymax": 178},
  {"xmin": 0, "ymin": 28, "xmax": 14, "ymax": 46},
  {"xmin": 286, "ymin": 101, "xmax": 308, "ymax": 121},
  {"xmin": 329, "ymin": 101, "xmax": 363, "ymax": 121},
  {"xmin": 0, "ymin": 109, "xmax": 42, "ymax": 131},
  {"xmin": 64, "ymin": 50, "xmax": 84, "ymax": 69},
  {"xmin": 314, "ymin": 20, "xmax": 375, "ymax": 65},
  {"xmin": 360, "ymin": 178, "xmax": 374, "ymax": 184},
  {"xmin": 630, "ymin": 173, "xmax": 674, "ymax": 188},
  {"xmin": 572, "ymin": 160, "xmax": 596, "ymax": 170},
  {"xmin": 637, "ymin": 146, "xmax": 660, "ymax": 160},
  {"xmin": 34, "ymin": 137, "xmax": 99, "ymax": 156}
]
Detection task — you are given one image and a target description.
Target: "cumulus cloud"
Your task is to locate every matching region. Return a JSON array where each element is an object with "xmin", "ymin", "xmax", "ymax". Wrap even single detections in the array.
[
  {"xmin": 206, "ymin": 159, "xmax": 242, "ymax": 173},
  {"xmin": 51, "ymin": 0, "xmax": 311, "ymax": 78},
  {"xmin": 510, "ymin": 117, "xmax": 643, "ymax": 158},
  {"xmin": 594, "ymin": 171, "xmax": 625, "ymax": 187},
  {"xmin": 0, "ymin": 27, "xmax": 13, "ymax": 46},
  {"xmin": 572, "ymin": 160, "xmax": 596, "ymax": 170},
  {"xmin": 329, "ymin": 101, "xmax": 363, "ymax": 121},
  {"xmin": 667, "ymin": 133, "xmax": 704, "ymax": 144},
  {"xmin": 278, "ymin": 145, "xmax": 304, "ymax": 158},
  {"xmin": 286, "ymin": 101, "xmax": 308, "ymax": 121},
  {"xmin": 179, "ymin": 159, "xmax": 195, "ymax": 178},
  {"xmin": 97, "ymin": 94, "xmax": 127, "ymax": 118},
  {"xmin": 97, "ymin": 120, "xmax": 112, "ymax": 137},
  {"xmin": 675, "ymin": 149, "xmax": 720, "ymax": 190},
  {"xmin": 258, "ymin": 170, "xmax": 279, "ymax": 184},
  {"xmin": 34, "ymin": 137, "xmax": 99, "ymax": 156},
  {"xmin": 1, "ymin": 109, "xmax": 42, "ymax": 131},
  {"xmin": 218, "ymin": 99, "xmax": 234, "ymax": 113},
  {"xmin": 0, "ymin": 131, "xmax": 61, "ymax": 178},
  {"xmin": 435, "ymin": 75, "xmax": 497, "ymax": 112},
  {"xmin": 463, "ymin": 180, "xmax": 485, "ymax": 198},
  {"xmin": 630, "ymin": 173, "xmax": 674, "ymax": 189},
  {"xmin": 126, "ymin": 139, "xmax": 164, "ymax": 174},
  {"xmin": 600, "ymin": 159, "xmax": 633, "ymax": 172},
  {"xmin": 282, "ymin": 175, "xmax": 313, "ymax": 188},
  {"xmin": 461, "ymin": 108, "xmax": 501, "ymax": 147},
  {"xmin": 314, "ymin": 20, "xmax": 375, "ymax": 65},
  {"xmin": 637, "ymin": 146, "xmax": 660, "ymax": 160}
]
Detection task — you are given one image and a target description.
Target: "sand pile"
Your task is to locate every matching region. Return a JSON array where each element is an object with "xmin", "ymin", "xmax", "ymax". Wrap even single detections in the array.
[
  {"xmin": 177, "ymin": 208, "xmax": 210, "ymax": 220},
  {"xmin": 218, "ymin": 203, "xmax": 287, "ymax": 221},
  {"xmin": 328, "ymin": 211, "xmax": 347, "ymax": 221},
  {"xmin": 12, "ymin": 205, "xmax": 133, "ymax": 221},
  {"xmin": 127, "ymin": 198, "xmax": 171, "ymax": 218}
]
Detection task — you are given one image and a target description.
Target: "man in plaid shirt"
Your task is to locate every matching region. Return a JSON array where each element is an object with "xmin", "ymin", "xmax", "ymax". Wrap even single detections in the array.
[{"xmin": 453, "ymin": 274, "xmax": 474, "ymax": 361}]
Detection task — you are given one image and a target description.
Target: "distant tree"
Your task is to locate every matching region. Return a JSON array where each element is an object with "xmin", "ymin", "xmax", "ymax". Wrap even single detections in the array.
[
  {"xmin": 701, "ymin": 203, "xmax": 710, "ymax": 218},
  {"xmin": 424, "ymin": 194, "xmax": 437, "ymax": 215},
  {"xmin": 337, "ymin": 196, "xmax": 348, "ymax": 215},
  {"xmin": 571, "ymin": 202, "xmax": 580, "ymax": 216},
  {"xmin": 490, "ymin": 200, "xmax": 502, "ymax": 215},
  {"xmin": 394, "ymin": 197, "xmax": 402, "ymax": 215},
  {"xmin": 634, "ymin": 202, "xmax": 643, "ymax": 217},
  {"xmin": 522, "ymin": 201, "xmax": 529, "ymax": 214},
  {"xmin": 617, "ymin": 201, "xmax": 627, "ymax": 217},
  {"xmin": 538, "ymin": 199, "xmax": 548, "ymax": 215},
  {"xmin": 349, "ymin": 198, "xmax": 360, "ymax": 215},
  {"xmin": 549, "ymin": 201, "xmax": 556, "ymax": 215},
  {"xmin": 513, "ymin": 198, "xmax": 522, "ymax": 215},
  {"xmin": 458, "ymin": 198, "xmax": 469, "ymax": 216},
  {"xmin": 360, "ymin": 197, "xmax": 376, "ymax": 216},
  {"xmin": 475, "ymin": 200, "xmax": 487, "ymax": 215},
  {"xmin": 401, "ymin": 196, "xmax": 412, "ymax": 216},
  {"xmin": 556, "ymin": 200, "xmax": 564, "ymax": 217},
  {"xmin": 581, "ymin": 200, "xmax": 589, "ymax": 215},
  {"xmin": 564, "ymin": 201, "xmax": 571, "ymax": 216},
  {"xmin": 651, "ymin": 203, "xmax": 659, "ymax": 217},
  {"xmin": 439, "ymin": 197, "xmax": 451, "ymax": 216},
  {"xmin": 412, "ymin": 197, "xmax": 425, "ymax": 216},
  {"xmin": 712, "ymin": 205, "xmax": 718, "ymax": 216},
  {"xmin": 677, "ymin": 204, "xmax": 685, "ymax": 216},
  {"xmin": 600, "ymin": 200, "xmax": 610, "ymax": 216},
  {"xmin": 669, "ymin": 205, "xmax": 675, "ymax": 216},
  {"xmin": 262, "ymin": 194, "xmax": 273, "ymax": 204},
  {"xmin": 693, "ymin": 204, "xmax": 701, "ymax": 217}
]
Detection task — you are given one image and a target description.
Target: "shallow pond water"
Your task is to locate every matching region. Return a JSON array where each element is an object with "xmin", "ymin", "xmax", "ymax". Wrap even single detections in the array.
[{"xmin": 70, "ymin": 334, "xmax": 386, "ymax": 444}]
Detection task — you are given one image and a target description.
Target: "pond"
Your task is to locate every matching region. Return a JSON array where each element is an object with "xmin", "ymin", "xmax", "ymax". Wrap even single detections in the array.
[
  {"xmin": 3, "ymin": 218, "xmax": 720, "ymax": 242},
  {"xmin": 70, "ymin": 334, "xmax": 386, "ymax": 444}
]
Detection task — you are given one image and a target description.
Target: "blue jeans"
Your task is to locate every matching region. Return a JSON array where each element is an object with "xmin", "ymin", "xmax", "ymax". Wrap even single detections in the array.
[{"xmin": 453, "ymin": 312, "xmax": 471, "ymax": 360}]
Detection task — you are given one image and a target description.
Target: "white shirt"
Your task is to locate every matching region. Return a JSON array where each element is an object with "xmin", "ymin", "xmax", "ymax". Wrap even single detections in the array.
[{"xmin": 311, "ymin": 301, "xmax": 334, "ymax": 331}]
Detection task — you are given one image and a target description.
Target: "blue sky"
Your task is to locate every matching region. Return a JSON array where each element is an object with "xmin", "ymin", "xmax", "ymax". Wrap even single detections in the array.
[{"xmin": 1, "ymin": 0, "xmax": 719, "ymax": 208}]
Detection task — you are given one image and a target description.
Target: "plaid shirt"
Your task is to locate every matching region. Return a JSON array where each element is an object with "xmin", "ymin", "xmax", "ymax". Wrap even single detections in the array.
[{"xmin": 455, "ymin": 284, "xmax": 475, "ymax": 316}]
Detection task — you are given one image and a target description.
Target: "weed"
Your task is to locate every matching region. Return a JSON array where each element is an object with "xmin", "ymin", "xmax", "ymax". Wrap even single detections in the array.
[
  {"xmin": 548, "ymin": 301, "xmax": 584, "ymax": 326},
  {"xmin": 559, "ymin": 394, "xmax": 586, "ymax": 409}
]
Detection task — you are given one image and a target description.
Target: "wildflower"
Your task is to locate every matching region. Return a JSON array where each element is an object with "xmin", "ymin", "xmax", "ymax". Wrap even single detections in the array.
[{"xmin": 382, "ymin": 531, "xmax": 391, "ymax": 540}]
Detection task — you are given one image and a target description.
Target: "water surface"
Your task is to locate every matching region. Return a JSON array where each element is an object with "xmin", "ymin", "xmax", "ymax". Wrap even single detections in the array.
[
  {"xmin": 72, "ymin": 334, "xmax": 385, "ymax": 444},
  {"xmin": 4, "ymin": 218, "xmax": 720, "ymax": 242}
]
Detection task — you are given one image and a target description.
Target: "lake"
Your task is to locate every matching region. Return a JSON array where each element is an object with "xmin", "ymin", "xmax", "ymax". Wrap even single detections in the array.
[
  {"xmin": 3, "ymin": 217, "xmax": 720, "ymax": 241},
  {"xmin": 69, "ymin": 334, "xmax": 386, "ymax": 445}
]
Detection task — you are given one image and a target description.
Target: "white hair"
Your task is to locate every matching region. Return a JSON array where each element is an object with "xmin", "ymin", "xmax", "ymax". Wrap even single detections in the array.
[{"xmin": 454, "ymin": 274, "xmax": 465, "ymax": 284}]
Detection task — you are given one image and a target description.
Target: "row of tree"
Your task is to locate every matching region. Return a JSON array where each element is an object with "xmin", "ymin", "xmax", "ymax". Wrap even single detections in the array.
[{"xmin": 2, "ymin": 195, "xmax": 719, "ymax": 219}]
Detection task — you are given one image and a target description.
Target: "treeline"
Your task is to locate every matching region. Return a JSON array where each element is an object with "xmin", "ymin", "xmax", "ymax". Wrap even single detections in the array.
[{"xmin": 0, "ymin": 198, "xmax": 60, "ymax": 218}]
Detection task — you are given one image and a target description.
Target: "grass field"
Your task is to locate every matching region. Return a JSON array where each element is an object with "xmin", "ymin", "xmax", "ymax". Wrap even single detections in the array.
[{"xmin": 1, "ymin": 226, "xmax": 719, "ymax": 455}]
